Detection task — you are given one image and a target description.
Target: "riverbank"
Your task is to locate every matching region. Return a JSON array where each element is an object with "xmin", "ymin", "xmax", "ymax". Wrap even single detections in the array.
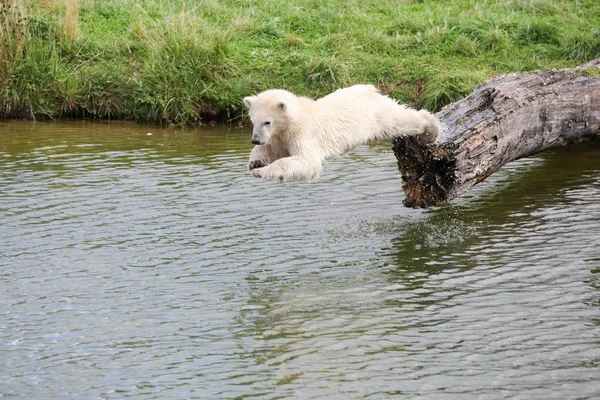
[{"xmin": 1, "ymin": 0, "xmax": 599, "ymax": 125}]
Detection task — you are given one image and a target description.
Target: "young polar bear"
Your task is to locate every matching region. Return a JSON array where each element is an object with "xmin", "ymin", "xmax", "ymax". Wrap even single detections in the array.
[{"xmin": 243, "ymin": 85, "xmax": 440, "ymax": 182}]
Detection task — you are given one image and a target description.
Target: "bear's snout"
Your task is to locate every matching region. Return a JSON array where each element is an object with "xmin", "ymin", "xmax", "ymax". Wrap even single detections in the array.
[{"xmin": 251, "ymin": 139, "xmax": 261, "ymax": 145}]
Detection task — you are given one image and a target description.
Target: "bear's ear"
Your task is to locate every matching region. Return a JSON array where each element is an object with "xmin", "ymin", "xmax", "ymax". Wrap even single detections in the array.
[
  {"xmin": 276, "ymin": 102, "xmax": 287, "ymax": 112},
  {"xmin": 243, "ymin": 96, "xmax": 256, "ymax": 108}
]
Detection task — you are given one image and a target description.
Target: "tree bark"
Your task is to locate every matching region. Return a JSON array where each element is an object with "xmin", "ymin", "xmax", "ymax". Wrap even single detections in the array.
[{"xmin": 393, "ymin": 58, "xmax": 600, "ymax": 208}]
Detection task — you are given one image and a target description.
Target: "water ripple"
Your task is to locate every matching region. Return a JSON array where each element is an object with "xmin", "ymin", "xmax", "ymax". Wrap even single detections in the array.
[{"xmin": 1, "ymin": 121, "xmax": 599, "ymax": 399}]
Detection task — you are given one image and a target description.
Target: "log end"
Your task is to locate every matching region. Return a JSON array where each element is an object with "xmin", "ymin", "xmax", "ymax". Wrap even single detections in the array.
[{"xmin": 392, "ymin": 136, "xmax": 458, "ymax": 208}]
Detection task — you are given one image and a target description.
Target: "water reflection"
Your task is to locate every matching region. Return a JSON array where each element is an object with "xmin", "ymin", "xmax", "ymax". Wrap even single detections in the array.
[
  {"xmin": 1, "ymin": 121, "xmax": 599, "ymax": 399},
  {"xmin": 386, "ymin": 142, "xmax": 600, "ymax": 277}
]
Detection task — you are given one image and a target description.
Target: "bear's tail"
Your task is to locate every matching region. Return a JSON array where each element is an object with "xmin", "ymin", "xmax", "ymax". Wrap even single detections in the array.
[{"xmin": 418, "ymin": 109, "xmax": 440, "ymax": 144}]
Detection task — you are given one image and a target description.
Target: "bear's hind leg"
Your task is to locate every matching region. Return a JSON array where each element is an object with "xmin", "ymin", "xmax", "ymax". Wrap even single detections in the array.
[{"xmin": 379, "ymin": 107, "xmax": 440, "ymax": 144}]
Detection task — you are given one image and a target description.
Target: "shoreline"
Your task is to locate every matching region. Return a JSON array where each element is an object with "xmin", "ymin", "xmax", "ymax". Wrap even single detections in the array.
[{"xmin": 1, "ymin": 0, "xmax": 599, "ymax": 126}]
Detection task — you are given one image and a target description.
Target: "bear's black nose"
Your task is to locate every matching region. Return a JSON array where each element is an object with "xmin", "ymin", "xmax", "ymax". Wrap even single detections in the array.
[{"xmin": 251, "ymin": 139, "xmax": 261, "ymax": 145}]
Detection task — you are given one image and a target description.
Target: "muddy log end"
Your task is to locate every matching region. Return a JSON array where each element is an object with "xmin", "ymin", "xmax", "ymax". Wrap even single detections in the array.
[{"xmin": 392, "ymin": 136, "xmax": 457, "ymax": 208}]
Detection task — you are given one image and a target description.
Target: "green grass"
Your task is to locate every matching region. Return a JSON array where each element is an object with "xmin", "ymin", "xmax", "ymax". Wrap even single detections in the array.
[{"xmin": 1, "ymin": 0, "xmax": 600, "ymax": 125}]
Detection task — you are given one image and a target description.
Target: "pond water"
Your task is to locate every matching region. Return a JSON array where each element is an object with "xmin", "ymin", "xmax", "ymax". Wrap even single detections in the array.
[{"xmin": 1, "ymin": 121, "xmax": 599, "ymax": 399}]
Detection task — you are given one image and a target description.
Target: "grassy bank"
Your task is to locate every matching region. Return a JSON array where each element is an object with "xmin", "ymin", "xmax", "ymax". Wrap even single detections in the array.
[{"xmin": 1, "ymin": 0, "xmax": 599, "ymax": 125}]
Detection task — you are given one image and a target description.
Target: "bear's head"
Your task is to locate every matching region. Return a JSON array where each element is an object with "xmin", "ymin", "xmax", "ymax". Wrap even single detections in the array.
[{"xmin": 243, "ymin": 89, "xmax": 300, "ymax": 145}]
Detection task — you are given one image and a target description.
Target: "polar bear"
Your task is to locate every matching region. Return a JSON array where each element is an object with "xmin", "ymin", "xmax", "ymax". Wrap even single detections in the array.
[{"xmin": 243, "ymin": 85, "xmax": 440, "ymax": 182}]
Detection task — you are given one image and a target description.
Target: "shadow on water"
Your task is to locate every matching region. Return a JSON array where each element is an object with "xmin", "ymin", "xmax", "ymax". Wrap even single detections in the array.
[{"xmin": 381, "ymin": 141, "xmax": 600, "ymax": 283}]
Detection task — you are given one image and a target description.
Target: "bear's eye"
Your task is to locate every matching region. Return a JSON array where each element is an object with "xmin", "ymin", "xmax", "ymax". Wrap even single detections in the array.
[{"xmin": 263, "ymin": 121, "xmax": 271, "ymax": 126}]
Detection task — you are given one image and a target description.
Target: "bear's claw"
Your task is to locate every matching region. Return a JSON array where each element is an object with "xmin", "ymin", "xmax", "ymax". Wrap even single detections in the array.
[{"xmin": 248, "ymin": 159, "xmax": 268, "ymax": 170}]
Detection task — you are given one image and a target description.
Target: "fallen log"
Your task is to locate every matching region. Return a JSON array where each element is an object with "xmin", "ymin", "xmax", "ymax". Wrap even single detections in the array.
[{"xmin": 393, "ymin": 58, "xmax": 600, "ymax": 208}]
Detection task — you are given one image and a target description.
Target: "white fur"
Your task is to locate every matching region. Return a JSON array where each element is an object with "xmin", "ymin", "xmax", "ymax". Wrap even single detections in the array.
[{"xmin": 243, "ymin": 84, "xmax": 440, "ymax": 182}]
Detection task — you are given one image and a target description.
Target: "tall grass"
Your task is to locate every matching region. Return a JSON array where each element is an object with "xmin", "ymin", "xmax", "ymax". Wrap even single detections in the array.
[
  {"xmin": 0, "ymin": 1, "xmax": 27, "ymax": 78},
  {"xmin": 0, "ymin": 0, "xmax": 599, "ymax": 125},
  {"xmin": 64, "ymin": 0, "xmax": 80, "ymax": 41},
  {"xmin": 561, "ymin": 31, "xmax": 600, "ymax": 61}
]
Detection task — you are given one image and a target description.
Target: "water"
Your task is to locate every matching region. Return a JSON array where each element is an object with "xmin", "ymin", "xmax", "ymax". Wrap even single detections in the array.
[{"xmin": 1, "ymin": 121, "xmax": 599, "ymax": 399}]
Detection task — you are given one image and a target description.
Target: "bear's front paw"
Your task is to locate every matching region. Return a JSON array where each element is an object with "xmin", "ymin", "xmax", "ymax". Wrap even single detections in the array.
[
  {"xmin": 248, "ymin": 159, "xmax": 268, "ymax": 170},
  {"xmin": 250, "ymin": 167, "xmax": 284, "ymax": 181},
  {"xmin": 250, "ymin": 167, "xmax": 265, "ymax": 178}
]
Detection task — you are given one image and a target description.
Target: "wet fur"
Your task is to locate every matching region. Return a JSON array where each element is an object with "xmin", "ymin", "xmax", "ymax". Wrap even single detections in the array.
[{"xmin": 243, "ymin": 85, "xmax": 440, "ymax": 182}]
